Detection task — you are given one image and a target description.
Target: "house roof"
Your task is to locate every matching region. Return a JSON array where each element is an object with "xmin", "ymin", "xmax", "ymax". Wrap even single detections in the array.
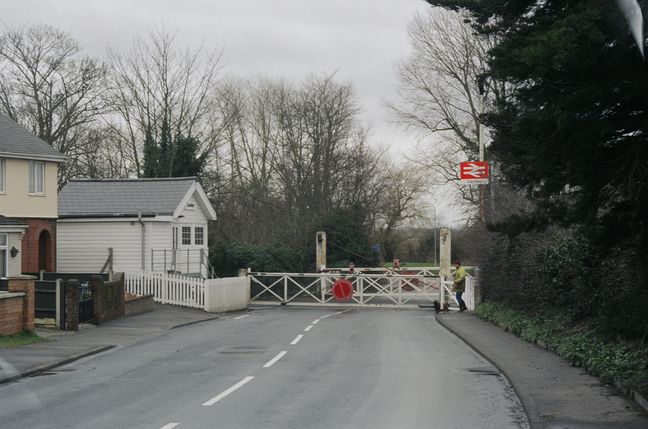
[
  {"xmin": 0, "ymin": 216, "xmax": 28, "ymax": 231},
  {"xmin": 58, "ymin": 177, "xmax": 216, "ymax": 220},
  {"xmin": 0, "ymin": 113, "xmax": 65, "ymax": 162},
  {"xmin": 0, "ymin": 216, "xmax": 27, "ymax": 227}
]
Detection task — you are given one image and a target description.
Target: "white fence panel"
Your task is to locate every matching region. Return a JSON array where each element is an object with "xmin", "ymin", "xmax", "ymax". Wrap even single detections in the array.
[{"xmin": 124, "ymin": 271, "xmax": 205, "ymax": 309}]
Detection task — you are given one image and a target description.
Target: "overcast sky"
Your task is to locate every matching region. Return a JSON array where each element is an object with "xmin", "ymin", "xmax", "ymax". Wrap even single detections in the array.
[
  {"xmin": 1, "ymin": 0, "xmax": 464, "ymax": 225},
  {"xmin": 1, "ymin": 0, "xmax": 431, "ymax": 156}
]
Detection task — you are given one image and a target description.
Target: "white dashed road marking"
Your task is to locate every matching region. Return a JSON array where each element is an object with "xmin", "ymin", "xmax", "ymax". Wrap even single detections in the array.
[
  {"xmin": 160, "ymin": 423, "xmax": 180, "ymax": 429},
  {"xmin": 304, "ymin": 325, "xmax": 313, "ymax": 332},
  {"xmin": 202, "ymin": 376, "xmax": 255, "ymax": 406},
  {"xmin": 312, "ymin": 319, "xmax": 319, "ymax": 324},
  {"xmin": 263, "ymin": 351, "xmax": 287, "ymax": 368},
  {"xmin": 290, "ymin": 335, "xmax": 304, "ymax": 345},
  {"xmin": 233, "ymin": 314, "xmax": 250, "ymax": 320}
]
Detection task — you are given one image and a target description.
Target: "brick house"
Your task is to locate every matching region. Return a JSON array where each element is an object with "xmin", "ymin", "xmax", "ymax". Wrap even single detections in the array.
[{"xmin": 0, "ymin": 113, "xmax": 65, "ymax": 276}]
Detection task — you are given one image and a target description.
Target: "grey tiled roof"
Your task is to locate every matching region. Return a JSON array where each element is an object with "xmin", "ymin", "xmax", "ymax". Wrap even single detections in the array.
[
  {"xmin": 58, "ymin": 177, "xmax": 197, "ymax": 217},
  {"xmin": 0, "ymin": 113, "xmax": 65, "ymax": 161},
  {"xmin": 0, "ymin": 216, "xmax": 27, "ymax": 227}
]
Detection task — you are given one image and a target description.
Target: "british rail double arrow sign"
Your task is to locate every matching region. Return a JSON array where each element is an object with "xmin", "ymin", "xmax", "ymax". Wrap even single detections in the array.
[{"xmin": 459, "ymin": 161, "xmax": 489, "ymax": 185}]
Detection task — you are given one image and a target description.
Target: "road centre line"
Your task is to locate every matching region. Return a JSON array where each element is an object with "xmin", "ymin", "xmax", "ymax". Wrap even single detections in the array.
[
  {"xmin": 159, "ymin": 423, "xmax": 180, "ymax": 429},
  {"xmin": 312, "ymin": 319, "xmax": 319, "ymax": 324},
  {"xmin": 320, "ymin": 314, "xmax": 331, "ymax": 319},
  {"xmin": 233, "ymin": 314, "xmax": 250, "ymax": 320},
  {"xmin": 202, "ymin": 376, "xmax": 255, "ymax": 406},
  {"xmin": 304, "ymin": 325, "xmax": 314, "ymax": 332},
  {"xmin": 263, "ymin": 351, "xmax": 287, "ymax": 368},
  {"xmin": 290, "ymin": 334, "xmax": 304, "ymax": 345}
]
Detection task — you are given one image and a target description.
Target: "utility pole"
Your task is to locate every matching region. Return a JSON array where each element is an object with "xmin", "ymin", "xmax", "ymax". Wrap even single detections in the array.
[
  {"xmin": 477, "ymin": 75, "xmax": 487, "ymax": 224},
  {"xmin": 430, "ymin": 204, "xmax": 437, "ymax": 266}
]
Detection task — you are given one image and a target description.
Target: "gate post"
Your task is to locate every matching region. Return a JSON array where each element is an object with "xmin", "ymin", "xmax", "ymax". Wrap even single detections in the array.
[
  {"xmin": 65, "ymin": 279, "xmax": 79, "ymax": 331},
  {"xmin": 316, "ymin": 231, "xmax": 326, "ymax": 272},
  {"xmin": 438, "ymin": 228, "xmax": 452, "ymax": 306}
]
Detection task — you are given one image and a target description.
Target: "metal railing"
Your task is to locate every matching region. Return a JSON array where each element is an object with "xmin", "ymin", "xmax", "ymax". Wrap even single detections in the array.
[{"xmin": 150, "ymin": 248, "xmax": 215, "ymax": 278}]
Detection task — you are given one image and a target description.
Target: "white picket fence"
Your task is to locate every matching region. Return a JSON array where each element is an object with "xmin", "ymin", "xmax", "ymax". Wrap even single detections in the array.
[{"xmin": 124, "ymin": 271, "xmax": 205, "ymax": 309}]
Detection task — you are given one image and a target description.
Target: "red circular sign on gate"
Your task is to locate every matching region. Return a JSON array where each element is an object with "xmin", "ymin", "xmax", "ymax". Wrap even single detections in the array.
[{"xmin": 332, "ymin": 279, "xmax": 353, "ymax": 301}]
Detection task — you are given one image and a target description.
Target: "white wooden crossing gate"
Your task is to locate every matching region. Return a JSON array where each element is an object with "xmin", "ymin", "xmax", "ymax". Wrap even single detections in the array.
[{"xmin": 248, "ymin": 268, "xmax": 475, "ymax": 309}]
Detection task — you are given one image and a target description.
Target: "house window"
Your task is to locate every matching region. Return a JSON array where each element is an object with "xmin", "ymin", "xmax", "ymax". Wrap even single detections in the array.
[
  {"xmin": 29, "ymin": 161, "xmax": 44, "ymax": 194},
  {"xmin": 182, "ymin": 226, "xmax": 191, "ymax": 245},
  {"xmin": 0, "ymin": 158, "xmax": 5, "ymax": 193},
  {"xmin": 195, "ymin": 226, "xmax": 204, "ymax": 245},
  {"xmin": 0, "ymin": 234, "xmax": 7, "ymax": 278}
]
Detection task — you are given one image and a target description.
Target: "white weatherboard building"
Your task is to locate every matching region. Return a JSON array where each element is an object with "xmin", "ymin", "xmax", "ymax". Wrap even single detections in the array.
[{"xmin": 57, "ymin": 177, "xmax": 217, "ymax": 277}]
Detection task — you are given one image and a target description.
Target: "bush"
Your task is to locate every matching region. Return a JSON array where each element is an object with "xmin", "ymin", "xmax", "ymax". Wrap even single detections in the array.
[
  {"xmin": 476, "ymin": 302, "xmax": 648, "ymax": 395},
  {"xmin": 210, "ymin": 241, "xmax": 307, "ymax": 277},
  {"xmin": 478, "ymin": 227, "xmax": 648, "ymax": 340}
]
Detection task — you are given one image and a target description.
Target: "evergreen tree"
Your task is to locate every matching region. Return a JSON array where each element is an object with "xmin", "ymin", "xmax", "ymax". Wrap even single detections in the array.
[
  {"xmin": 172, "ymin": 136, "xmax": 208, "ymax": 177},
  {"xmin": 426, "ymin": 0, "xmax": 648, "ymax": 250},
  {"xmin": 142, "ymin": 128, "xmax": 159, "ymax": 178}
]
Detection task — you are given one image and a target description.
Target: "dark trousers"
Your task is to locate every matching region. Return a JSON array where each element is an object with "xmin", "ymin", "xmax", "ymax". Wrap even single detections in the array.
[{"xmin": 456, "ymin": 291, "xmax": 467, "ymax": 311}]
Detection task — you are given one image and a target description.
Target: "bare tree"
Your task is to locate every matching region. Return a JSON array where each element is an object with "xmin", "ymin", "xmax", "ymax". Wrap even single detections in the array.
[
  {"xmin": 376, "ymin": 163, "xmax": 428, "ymax": 260},
  {"xmin": 105, "ymin": 28, "xmax": 223, "ymax": 177},
  {"xmin": 0, "ymin": 24, "xmax": 108, "ymax": 185},
  {"xmin": 391, "ymin": 8, "xmax": 498, "ymax": 218},
  {"xmin": 210, "ymin": 74, "xmax": 394, "ymax": 252}
]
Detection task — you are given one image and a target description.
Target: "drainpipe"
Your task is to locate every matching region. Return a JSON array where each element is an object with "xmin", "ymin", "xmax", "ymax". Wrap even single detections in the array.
[{"xmin": 138, "ymin": 211, "xmax": 145, "ymax": 271}]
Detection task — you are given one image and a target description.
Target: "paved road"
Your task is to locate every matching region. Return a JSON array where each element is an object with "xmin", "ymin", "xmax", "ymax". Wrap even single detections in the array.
[{"xmin": 0, "ymin": 308, "xmax": 528, "ymax": 429}]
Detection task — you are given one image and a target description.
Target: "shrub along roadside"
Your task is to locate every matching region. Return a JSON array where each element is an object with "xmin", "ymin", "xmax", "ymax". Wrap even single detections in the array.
[
  {"xmin": 0, "ymin": 330, "xmax": 45, "ymax": 348},
  {"xmin": 476, "ymin": 302, "xmax": 648, "ymax": 397}
]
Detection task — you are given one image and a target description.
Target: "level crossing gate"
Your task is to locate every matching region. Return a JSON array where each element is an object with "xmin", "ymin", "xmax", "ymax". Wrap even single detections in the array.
[{"xmin": 248, "ymin": 268, "xmax": 475, "ymax": 309}]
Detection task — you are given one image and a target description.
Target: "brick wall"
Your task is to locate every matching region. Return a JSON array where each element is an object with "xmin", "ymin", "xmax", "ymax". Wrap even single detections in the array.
[
  {"xmin": 0, "ymin": 294, "xmax": 25, "ymax": 336},
  {"xmin": 7, "ymin": 276, "xmax": 35, "ymax": 332},
  {"xmin": 90, "ymin": 274, "xmax": 125, "ymax": 324},
  {"xmin": 18, "ymin": 218, "xmax": 56, "ymax": 273}
]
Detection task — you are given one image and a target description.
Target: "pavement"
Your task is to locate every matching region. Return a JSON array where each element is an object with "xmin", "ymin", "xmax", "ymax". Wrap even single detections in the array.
[
  {"xmin": 0, "ymin": 303, "xmax": 222, "ymax": 385},
  {"xmin": 436, "ymin": 311, "xmax": 648, "ymax": 429}
]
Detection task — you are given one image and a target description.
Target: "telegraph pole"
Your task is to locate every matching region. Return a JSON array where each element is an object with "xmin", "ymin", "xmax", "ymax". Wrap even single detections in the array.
[{"xmin": 477, "ymin": 75, "xmax": 487, "ymax": 224}]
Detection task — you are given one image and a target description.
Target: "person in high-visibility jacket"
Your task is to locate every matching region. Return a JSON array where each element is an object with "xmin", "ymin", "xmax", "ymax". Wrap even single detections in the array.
[{"xmin": 453, "ymin": 259, "xmax": 468, "ymax": 312}]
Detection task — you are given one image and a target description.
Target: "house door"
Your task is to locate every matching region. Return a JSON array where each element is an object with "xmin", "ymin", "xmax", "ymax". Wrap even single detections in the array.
[{"xmin": 38, "ymin": 230, "xmax": 52, "ymax": 272}]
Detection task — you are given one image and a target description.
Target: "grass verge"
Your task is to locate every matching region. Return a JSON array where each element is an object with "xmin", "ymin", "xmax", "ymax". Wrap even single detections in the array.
[
  {"xmin": 0, "ymin": 330, "xmax": 46, "ymax": 348},
  {"xmin": 476, "ymin": 302, "xmax": 648, "ymax": 397}
]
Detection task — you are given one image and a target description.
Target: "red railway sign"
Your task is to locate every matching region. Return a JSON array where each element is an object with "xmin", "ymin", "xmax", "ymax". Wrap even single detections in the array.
[{"xmin": 460, "ymin": 161, "xmax": 489, "ymax": 184}]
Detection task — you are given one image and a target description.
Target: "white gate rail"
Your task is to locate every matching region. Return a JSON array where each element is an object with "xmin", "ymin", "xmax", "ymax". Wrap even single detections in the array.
[
  {"xmin": 249, "ymin": 272, "xmax": 442, "ymax": 307},
  {"xmin": 249, "ymin": 270, "xmax": 475, "ymax": 310},
  {"xmin": 124, "ymin": 271, "xmax": 205, "ymax": 309}
]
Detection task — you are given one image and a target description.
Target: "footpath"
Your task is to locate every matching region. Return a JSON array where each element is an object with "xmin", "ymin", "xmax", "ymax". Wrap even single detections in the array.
[
  {"xmin": 0, "ymin": 304, "xmax": 221, "ymax": 385},
  {"xmin": 437, "ymin": 312, "xmax": 648, "ymax": 429}
]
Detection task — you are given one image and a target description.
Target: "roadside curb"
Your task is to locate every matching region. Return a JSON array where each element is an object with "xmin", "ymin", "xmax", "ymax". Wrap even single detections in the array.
[
  {"xmin": 168, "ymin": 316, "xmax": 220, "ymax": 330},
  {"xmin": 0, "ymin": 345, "xmax": 115, "ymax": 386},
  {"xmin": 435, "ymin": 313, "xmax": 541, "ymax": 429}
]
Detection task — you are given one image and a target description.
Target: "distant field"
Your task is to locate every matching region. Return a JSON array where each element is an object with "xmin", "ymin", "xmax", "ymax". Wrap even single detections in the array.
[{"xmin": 384, "ymin": 262, "xmax": 437, "ymax": 268}]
